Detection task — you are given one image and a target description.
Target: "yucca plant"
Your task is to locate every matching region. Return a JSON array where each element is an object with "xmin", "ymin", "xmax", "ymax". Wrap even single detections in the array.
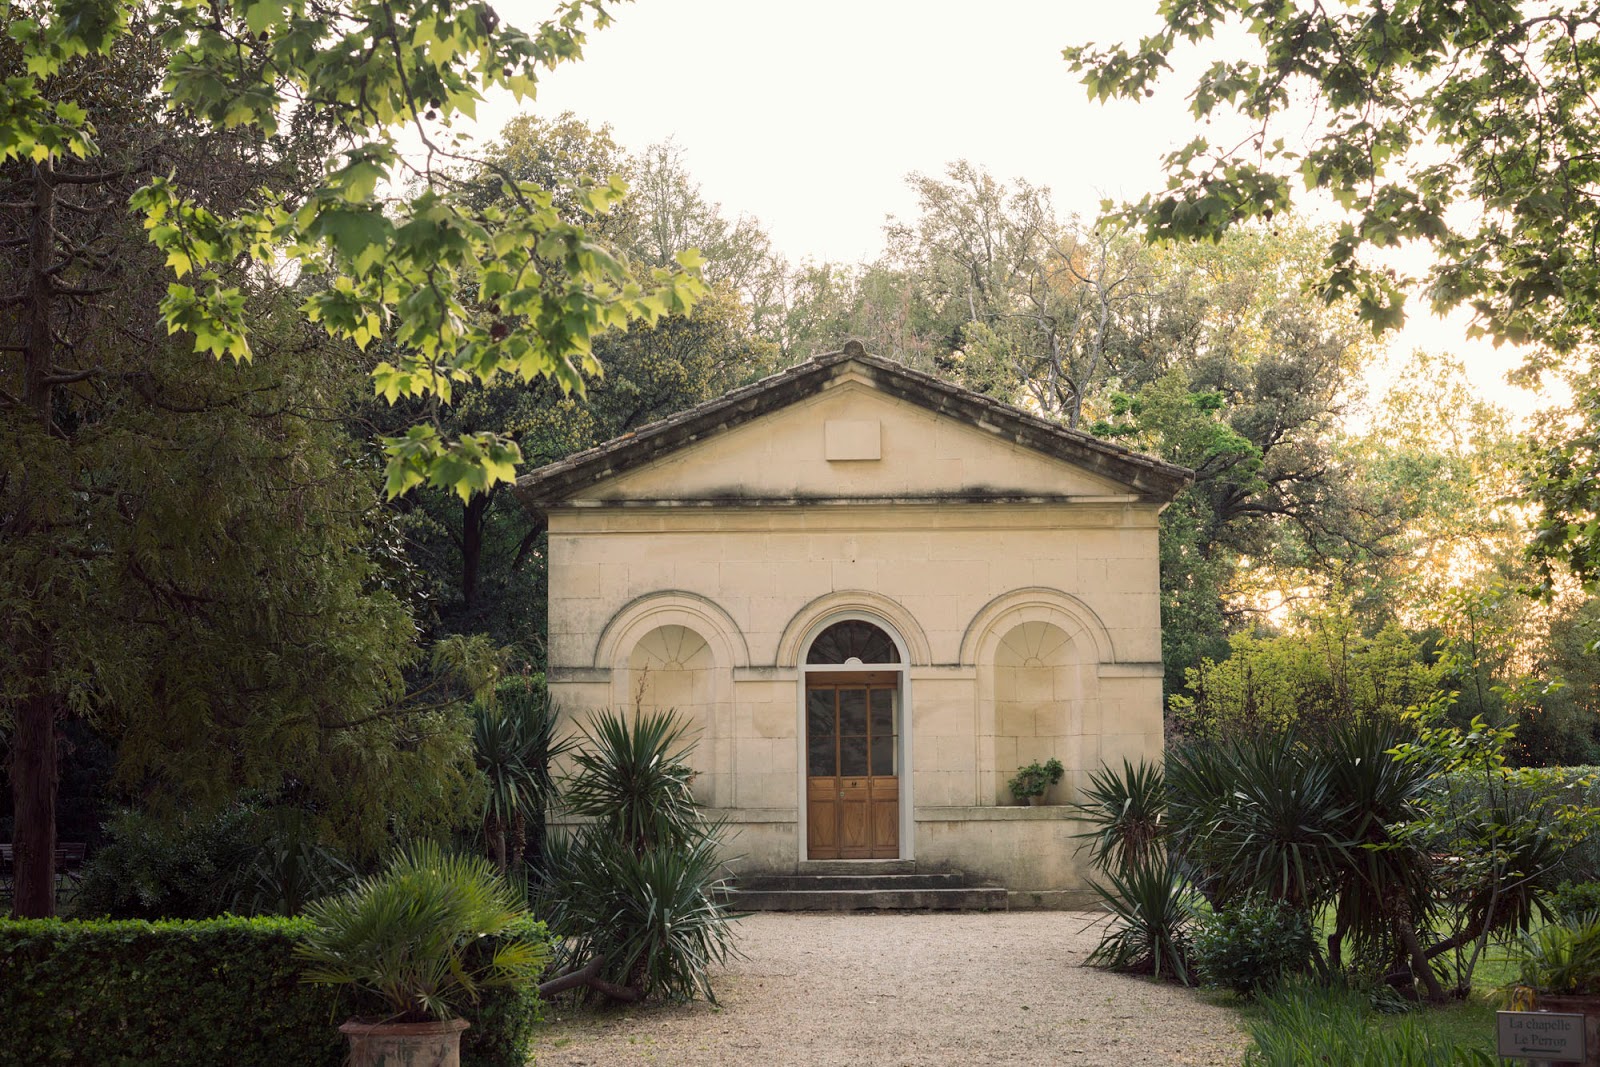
[
  {"xmin": 1165, "ymin": 739, "xmax": 1244, "ymax": 900},
  {"xmin": 1201, "ymin": 738, "xmax": 1354, "ymax": 913},
  {"xmin": 297, "ymin": 840, "xmax": 549, "ymax": 1022},
  {"xmin": 1072, "ymin": 758, "xmax": 1167, "ymax": 873},
  {"xmin": 1321, "ymin": 718, "xmax": 1436, "ymax": 972},
  {"xmin": 541, "ymin": 824, "xmax": 738, "ymax": 1002},
  {"xmin": 563, "ymin": 707, "xmax": 704, "ymax": 854},
  {"xmin": 1085, "ymin": 854, "xmax": 1198, "ymax": 984},
  {"xmin": 538, "ymin": 707, "xmax": 740, "ymax": 1004},
  {"xmin": 474, "ymin": 679, "xmax": 569, "ymax": 873}
]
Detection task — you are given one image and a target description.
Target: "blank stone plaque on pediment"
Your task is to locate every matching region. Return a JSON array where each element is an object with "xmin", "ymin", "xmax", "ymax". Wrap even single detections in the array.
[{"xmin": 824, "ymin": 419, "xmax": 881, "ymax": 461}]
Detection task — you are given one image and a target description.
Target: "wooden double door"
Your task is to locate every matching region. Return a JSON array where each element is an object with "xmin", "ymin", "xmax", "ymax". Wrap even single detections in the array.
[{"xmin": 806, "ymin": 672, "xmax": 899, "ymax": 859}]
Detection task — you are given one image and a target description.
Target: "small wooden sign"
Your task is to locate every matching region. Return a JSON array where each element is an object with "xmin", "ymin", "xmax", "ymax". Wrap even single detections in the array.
[{"xmin": 1498, "ymin": 1011, "xmax": 1587, "ymax": 1060}]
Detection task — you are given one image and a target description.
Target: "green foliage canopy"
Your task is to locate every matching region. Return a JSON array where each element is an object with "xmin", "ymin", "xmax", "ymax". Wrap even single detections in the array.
[
  {"xmin": 5, "ymin": 0, "xmax": 702, "ymax": 499},
  {"xmin": 374, "ymin": 113, "xmax": 775, "ymax": 651},
  {"xmin": 1064, "ymin": 1, "xmax": 1600, "ymax": 589},
  {"xmin": 1170, "ymin": 619, "xmax": 1443, "ymax": 741}
]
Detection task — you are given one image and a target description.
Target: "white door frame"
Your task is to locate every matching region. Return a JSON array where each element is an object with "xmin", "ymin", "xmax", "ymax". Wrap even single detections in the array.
[{"xmin": 794, "ymin": 611, "xmax": 914, "ymax": 863}]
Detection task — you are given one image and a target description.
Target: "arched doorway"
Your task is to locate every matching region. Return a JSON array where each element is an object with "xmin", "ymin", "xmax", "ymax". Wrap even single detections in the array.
[{"xmin": 801, "ymin": 618, "xmax": 906, "ymax": 860}]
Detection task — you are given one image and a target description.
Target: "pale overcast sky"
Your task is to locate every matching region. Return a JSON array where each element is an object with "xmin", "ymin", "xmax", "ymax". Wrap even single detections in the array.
[
  {"xmin": 493, "ymin": 0, "xmax": 1193, "ymax": 264},
  {"xmin": 475, "ymin": 0, "xmax": 1547, "ymax": 418}
]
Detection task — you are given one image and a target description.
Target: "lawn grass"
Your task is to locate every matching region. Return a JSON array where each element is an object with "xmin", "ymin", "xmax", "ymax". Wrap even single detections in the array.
[
  {"xmin": 1225, "ymin": 981, "xmax": 1502, "ymax": 1055},
  {"xmin": 1363, "ymin": 937, "xmax": 1523, "ymax": 1055},
  {"xmin": 1371, "ymin": 996, "xmax": 1497, "ymax": 1055},
  {"xmin": 1221, "ymin": 918, "xmax": 1527, "ymax": 1063}
]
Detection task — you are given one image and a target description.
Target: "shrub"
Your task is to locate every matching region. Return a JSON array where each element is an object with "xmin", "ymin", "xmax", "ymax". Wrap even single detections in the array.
[
  {"xmin": 74, "ymin": 805, "xmax": 262, "ymax": 919},
  {"xmin": 1243, "ymin": 981, "xmax": 1497, "ymax": 1066},
  {"xmin": 0, "ymin": 916, "xmax": 342, "ymax": 1067},
  {"xmin": 1085, "ymin": 855, "xmax": 1197, "ymax": 983},
  {"xmin": 1168, "ymin": 622, "xmax": 1443, "ymax": 744},
  {"xmin": 1511, "ymin": 911, "xmax": 1600, "ymax": 996},
  {"xmin": 0, "ymin": 914, "xmax": 547, "ymax": 1067},
  {"xmin": 1442, "ymin": 765, "xmax": 1600, "ymax": 883},
  {"xmin": 1072, "ymin": 758, "xmax": 1166, "ymax": 872},
  {"xmin": 74, "ymin": 803, "xmax": 355, "ymax": 919},
  {"xmin": 297, "ymin": 841, "xmax": 550, "ymax": 1022},
  {"xmin": 1192, "ymin": 895, "xmax": 1315, "ymax": 996},
  {"xmin": 1549, "ymin": 881, "xmax": 1600, "ymax": 920},
  {"xmin": 461, "ymin": 915, "xmax": 548, "ymax": 1067}
]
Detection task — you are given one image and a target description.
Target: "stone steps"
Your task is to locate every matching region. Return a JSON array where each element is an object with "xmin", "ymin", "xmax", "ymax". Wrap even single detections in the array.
[{"xmin": 725, "ymin": 869, "xmax": 1008, "ymax": 912}]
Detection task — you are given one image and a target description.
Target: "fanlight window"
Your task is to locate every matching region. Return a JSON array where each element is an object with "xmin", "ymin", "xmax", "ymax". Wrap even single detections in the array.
[{"xmin": 806, "ymin": 620, "xmax": 900, "ymax": 665}]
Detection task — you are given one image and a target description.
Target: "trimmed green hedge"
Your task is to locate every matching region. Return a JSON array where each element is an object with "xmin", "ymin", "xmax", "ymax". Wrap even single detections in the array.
[
  {"xmin": 0, "ymin": 916, "xmax": 342, "ymax": 1067},
  {"xmin": 0, "ymin": 916, "xmax": 545, "ymax": 1067}
]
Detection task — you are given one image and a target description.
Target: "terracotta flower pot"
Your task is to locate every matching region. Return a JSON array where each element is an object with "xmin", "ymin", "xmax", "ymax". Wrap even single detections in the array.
[
  {"xmin": 1028, "ymin": 795, "xmax": 1047, "ymax": 807},
  {"xmin": 1534, "ymin": 993, "xmax": 1600, "ymax": 1067},
  {"xmin": 339, "ymin": 1017, "xmax": 470, "ymax": 1067}
]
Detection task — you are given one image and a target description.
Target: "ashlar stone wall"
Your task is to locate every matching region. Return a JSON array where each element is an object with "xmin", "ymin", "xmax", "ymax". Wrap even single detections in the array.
[{"xmin": 541, "ymin": 371, "xmax": 1167, "ymax": 903}]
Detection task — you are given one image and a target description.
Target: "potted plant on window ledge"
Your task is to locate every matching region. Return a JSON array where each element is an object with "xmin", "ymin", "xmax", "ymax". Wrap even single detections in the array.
[
  {"xmin": 297, "ymin": 841, "xmax": 549, "ymax": 1067},
  {"xmin": 1009, "ymin": 758, "xmax": 1065, "ymax": 806}
]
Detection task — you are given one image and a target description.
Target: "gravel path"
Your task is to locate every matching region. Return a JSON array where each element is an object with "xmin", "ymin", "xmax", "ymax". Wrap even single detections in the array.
[{"xmin": 532, "ymin": 912, "xmax": 1249, "ymax": 1066}]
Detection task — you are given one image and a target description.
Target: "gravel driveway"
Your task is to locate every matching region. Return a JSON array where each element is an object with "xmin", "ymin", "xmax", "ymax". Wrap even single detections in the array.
[{"xmin": 532, "ymin": 911, "xmax": 1248, "ymax": 1066}]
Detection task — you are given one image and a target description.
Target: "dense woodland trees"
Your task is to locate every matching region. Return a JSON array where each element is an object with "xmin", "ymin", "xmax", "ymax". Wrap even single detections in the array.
[
  {"xmin": 1, "ymin": 0, "xmax": 696, "ymax": 917},
  {"xmin": 5, "ymin": 0, "xmax": 1600, "ymax": 930},
  {"xmin": 373, "ymin": 113, "xmax": 777, "ymax": 650},
  {"xmin": 1064, "ymin": 0, "xmax": 1600, "ymax": 597}
]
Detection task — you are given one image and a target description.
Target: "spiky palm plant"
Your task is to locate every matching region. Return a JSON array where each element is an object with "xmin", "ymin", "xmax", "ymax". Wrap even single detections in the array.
[
  {"xmin": 1209, "ymin": 740, "xmax": 1353, "ymax": 912},
  {"xmin": 541, "ymin": 824, "xmax": 738, "ymax": 1002},
  {"xmin": 473, "ymin": 681, "xmax": 569, "ymax": 873},
  {"xmin": 539, "ymin": 707, "xmax": 740, "ymax": 1003},
  {"xmin": 562, "ymin": 707, "xmax": 704, "ymax": 855},
  {"xmin": 297, "ymin": 841, "xmax": 549, "ymax": 1021},
  {"xmin": 1514, "ymin": 911, "xmax": 1600, "ymax": 996},
  {"xmin": 1072, "ymin": 758, "xmax": 1167, "ymax": 873},
  {"xmin": 1085, "ymin": 854, "xmax": 1198, "ymax": 984},
  {"xmin": 1320, "ymin": 718, "xmax": 1436, "ymax": 971}
]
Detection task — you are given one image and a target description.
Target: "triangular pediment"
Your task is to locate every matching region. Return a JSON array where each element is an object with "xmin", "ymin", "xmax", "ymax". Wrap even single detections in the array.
[{"xmin": 514, "ymin": 345, "xmax": 1190, "ymax": 508}]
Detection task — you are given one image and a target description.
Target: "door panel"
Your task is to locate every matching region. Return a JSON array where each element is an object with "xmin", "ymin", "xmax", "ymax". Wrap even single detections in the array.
[
  {"xmin": 839, "ymin": 778, "xmax": 871, "ymax": 858},
  {"xmin": 871, "ymin": 776, "xmax": 899, "ymax": 853},
  {"xmin": 805, "ymin": 679, "xmax": 899, "ymax": 860},
  {"xmin": 806, "ymin": 778, "xmax": 839, "ymax": 855}
]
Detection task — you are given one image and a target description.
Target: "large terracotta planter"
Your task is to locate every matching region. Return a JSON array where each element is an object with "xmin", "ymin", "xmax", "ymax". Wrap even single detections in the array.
[
  {"xmin": 1534, "ymin": 993, "xmax": 1600, "ymax": 1067},
  {"xmin": 339, "ymin": 1017, "xmax": 470, "ymax": 1067}
]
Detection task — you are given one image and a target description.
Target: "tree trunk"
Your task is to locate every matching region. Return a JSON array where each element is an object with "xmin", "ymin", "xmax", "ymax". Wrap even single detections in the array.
[
  {"xmin": 10, "ymin": 162, "xmax": 62, "ymax": 918},
  {"xmin": 11, "ymin": 676, "xmax": 60, "ymax": 918},
  {"xmin": 1398, "ymin": 917, "xmax": 1448, "ymax": 1003},
  {"xmin": 509, "ymin": 811, "xmax": 527, "ymax": 872},
  {"xmin": 461, "ymin": 493, "xmax": 486, "ymax": 610},
  {"xmin": 536, "ymin": 956, "xmax": 641, "ymax": 1002},
  {"xmin": 489, "ymin": 818, "xmax": 508, "ymax": 873}
]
